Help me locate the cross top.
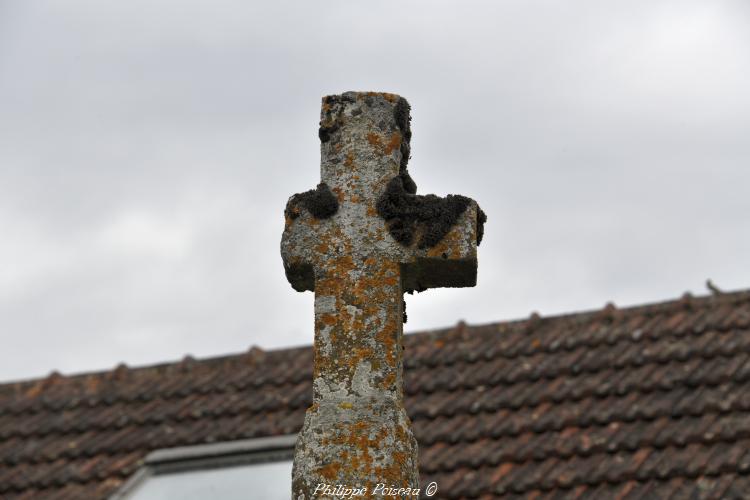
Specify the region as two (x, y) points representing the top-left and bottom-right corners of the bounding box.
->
(282, 91), (485, 498)
(283, 91), (483, 292)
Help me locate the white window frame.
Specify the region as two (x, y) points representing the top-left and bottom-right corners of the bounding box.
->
(110, 435), (297, 499)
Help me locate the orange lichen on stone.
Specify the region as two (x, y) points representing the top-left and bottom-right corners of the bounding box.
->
(381, 372), (396, 390)
(331, 186), (345, 203)
(351, 346), (374, 364)
(366, 91), (398, 103)
(366, 132), (382, 151)
(425, 229), (462, 259)
(344, 152), (355, 168)
(375, 317), (399, 368)
(385, 132), (402, 155)
(330, 421), (377, 475)
(317, 462), (342, 481)
(366, 131), (401, 156)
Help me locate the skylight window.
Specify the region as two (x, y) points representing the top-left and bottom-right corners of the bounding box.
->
(113, 436), (295, 500)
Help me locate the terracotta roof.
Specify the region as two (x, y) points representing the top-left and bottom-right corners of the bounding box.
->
(1, 289), (750, 499)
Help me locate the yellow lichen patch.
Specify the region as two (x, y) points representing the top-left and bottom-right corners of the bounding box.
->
(375, 319), (398, 368)
(366, 91), (398, 103)
(339, 401), (353, 409)
(327, 421), (376, 475)
(381, 372), (396, 390)
(367, 131), (401, 156)
(384, 132), (402, 155)
(425, 229), (463, 259)
(366, 132), (382, 151)
(320, 314), (336, 326)
(381, 274), (398, 287)
(331, 186), (345, 203)
(353, 345), (373, 360)
(317, 462), (342, 481)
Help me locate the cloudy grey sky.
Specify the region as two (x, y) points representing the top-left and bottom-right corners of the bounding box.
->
(1, 0), (748, 382)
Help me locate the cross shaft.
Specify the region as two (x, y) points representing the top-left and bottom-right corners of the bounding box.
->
(282, 92), (484, 499)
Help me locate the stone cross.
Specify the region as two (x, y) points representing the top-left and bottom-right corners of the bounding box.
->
(281, 91), (485, 499)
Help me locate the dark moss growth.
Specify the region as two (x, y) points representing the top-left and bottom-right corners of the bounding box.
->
(318, 123), (339, 143)
(394, 98), (411, 141)
(477, 207), (487, 246)
(286, 182), (339, 220)
(402, 299), (407, 324)
(399, 171), (417, 195)
(284, 262), (315, 292)
(377, 176), (472, 249)
(394, 97), (412, 173)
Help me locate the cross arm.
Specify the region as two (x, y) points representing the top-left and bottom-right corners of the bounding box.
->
(280, 184), (338, 292)
(401, 200), (484, 292)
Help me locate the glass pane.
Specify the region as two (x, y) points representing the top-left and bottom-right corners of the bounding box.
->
(128, 460), (292, 500)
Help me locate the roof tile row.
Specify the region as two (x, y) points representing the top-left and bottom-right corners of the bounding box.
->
(0, 290), (749, 498)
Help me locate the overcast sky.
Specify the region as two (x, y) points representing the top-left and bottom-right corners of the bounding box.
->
(1, 0), (748, 383)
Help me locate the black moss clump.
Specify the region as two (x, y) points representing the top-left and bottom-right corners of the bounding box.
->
(318, 123), (338, 143)
(286, 182), (339, 220)
(380, 95), (486, 249)
(395, 98), (412, 142)
(402, 299), (407, 324)
(284, 262), (314, 292)
(377, 176), (472, 249)
(399, 171), (417, 195)
(476, 207), (487, 246)
(394, 97), (413, 174)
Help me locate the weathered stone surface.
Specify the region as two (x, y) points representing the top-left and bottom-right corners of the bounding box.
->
(281, 91), (483, 499)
